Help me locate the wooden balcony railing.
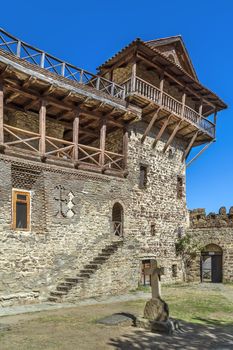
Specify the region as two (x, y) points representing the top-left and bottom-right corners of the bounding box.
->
(123, 76), (215, 138)
(3, 124), (125, 173)
(112, 221), (123, 237)
(0, 28), (125, 100)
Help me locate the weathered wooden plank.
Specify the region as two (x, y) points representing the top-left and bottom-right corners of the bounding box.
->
(73, 115), (79, 163)
(123, 127), (128, 170)
(99, 117), (106, 168)
(163, 120), (182, 152)
(152, 114), (172, 148)
(39, 99), (47, 158)
(141, 107), (161, 143)
(182, 131), (199, 162)
(0, 83), (4, 144)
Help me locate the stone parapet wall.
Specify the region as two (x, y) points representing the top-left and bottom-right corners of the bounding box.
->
(190, 207), (233, 228)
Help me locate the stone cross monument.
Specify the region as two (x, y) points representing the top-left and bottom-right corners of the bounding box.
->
(143, 259), (163, 299)
(142, 259), (168, 322)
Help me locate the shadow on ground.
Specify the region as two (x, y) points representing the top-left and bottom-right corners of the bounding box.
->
(108, 319), (233, 350)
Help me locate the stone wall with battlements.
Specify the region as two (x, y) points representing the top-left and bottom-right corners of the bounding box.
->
(187, 207), (233, 282)
(0, 113), (188, 306)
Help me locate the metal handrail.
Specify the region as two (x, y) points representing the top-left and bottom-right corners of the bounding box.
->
(0, 28), (125, 100)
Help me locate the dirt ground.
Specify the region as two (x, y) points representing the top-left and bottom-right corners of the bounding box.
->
(1, 283), (233, 350)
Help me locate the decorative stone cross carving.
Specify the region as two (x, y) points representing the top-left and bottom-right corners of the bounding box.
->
(144, 259), (164, 299)
(54, 185), (67, 218)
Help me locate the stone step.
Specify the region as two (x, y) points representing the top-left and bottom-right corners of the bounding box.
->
(65, 277), (83, 283)
(50, 290), (67, 297)
(57, 285), (71, 292)
(93, 257), (107, 263)
(98, 253), (111, 258)
(84, 264), (99, 270)
(102, 248), (116, 253)
(48, 296), (60, 303)
(80, 269), (95, 274)
(78, 273), (91, 278)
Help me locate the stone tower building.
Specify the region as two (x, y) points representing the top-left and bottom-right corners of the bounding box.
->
(0, 30), (226, 306)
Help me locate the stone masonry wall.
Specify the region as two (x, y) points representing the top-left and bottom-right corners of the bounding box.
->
(0, 113), (188, 306)
(187, 208), (233, 282)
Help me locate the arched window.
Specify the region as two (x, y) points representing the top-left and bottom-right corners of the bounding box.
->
(112, 202), (123, 237)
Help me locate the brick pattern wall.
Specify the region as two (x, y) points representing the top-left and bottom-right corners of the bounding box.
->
(0, 114), (188, 306)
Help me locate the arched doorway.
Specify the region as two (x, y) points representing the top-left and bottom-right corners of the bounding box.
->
(201, 244), (223, 283)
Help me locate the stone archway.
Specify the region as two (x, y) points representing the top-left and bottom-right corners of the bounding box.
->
(201, 244), (223, 283)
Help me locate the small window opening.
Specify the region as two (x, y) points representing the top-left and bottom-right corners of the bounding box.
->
(139, 164), (148, 189)
(151, 224), (156, 236)
(177, 176), (184, 199)
(112, 202), (123, 237)
(12, 190), (30, 230)
(172, 264), (178, 278)
(141, 259), (151, 286)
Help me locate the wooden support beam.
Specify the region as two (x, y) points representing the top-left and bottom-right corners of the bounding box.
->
(24, 99), (38, 111)
(131, 61), (136, 92)
(0, 82), (4, 145)
(141, 107), (161, 143)
(152, 114), (172, 148)
(163, 120), (182, 152)
(99, 117), (107, 169)
(73, 114), (79, 165)
(39, 100), (47, 160)
(159, 73), (164, 104)
(123, 127), (129, 172)
(5, 92), (20, 105)
(182, 131), (199, 162)
(3, 80), (126, 128)
(181, 91), (186, 117)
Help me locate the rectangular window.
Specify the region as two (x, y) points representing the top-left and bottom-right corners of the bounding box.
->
(151, 223), (156, 236)
(141, 260), (151, 286)
(177, 176), (184, 199)
(139, 165), (148, 189)
(12, 190), (31, 231)
(172, 264), (178, 278)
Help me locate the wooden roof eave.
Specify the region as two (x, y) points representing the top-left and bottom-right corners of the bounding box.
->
(98, 40), (227, 112)
(0, 51), (140, 122)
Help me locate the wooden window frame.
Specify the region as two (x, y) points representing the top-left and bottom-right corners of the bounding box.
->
(12, 189), (31, 231)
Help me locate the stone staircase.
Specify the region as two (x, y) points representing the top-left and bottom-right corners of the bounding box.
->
(48, 240), (123, 302)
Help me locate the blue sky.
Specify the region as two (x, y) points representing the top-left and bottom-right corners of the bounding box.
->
(1, 0), (232, 213)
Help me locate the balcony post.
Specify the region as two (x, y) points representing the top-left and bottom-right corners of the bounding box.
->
(99, 116), (107, 169)
(199, 100), (203, 119)
(181, 90), (186, 117)
(131, 62), (136, 92)
(0, 82), (4, 145)
(39, 99), (47, 160)
(159, 72), (164, 105)
(73, 114), (80, 166)
(123, 127), (128, 172)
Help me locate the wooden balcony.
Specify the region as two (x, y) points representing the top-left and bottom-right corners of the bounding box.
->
(2, 124), (126, 176)
(123, 76), (215, 139)
(0, 28), (125, 100)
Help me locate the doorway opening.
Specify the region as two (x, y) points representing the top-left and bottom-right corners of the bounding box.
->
(201, 244), (223, 283)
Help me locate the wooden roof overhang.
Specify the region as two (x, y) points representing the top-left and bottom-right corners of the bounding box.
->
(0, 49), (141, 144)
(98, 39), (227, 115)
